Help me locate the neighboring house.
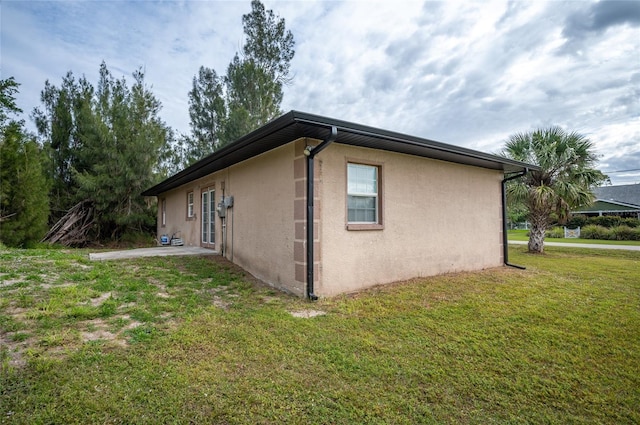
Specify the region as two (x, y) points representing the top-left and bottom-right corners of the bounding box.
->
(142, 111), (536, 298)
(573, 184), (640, 219)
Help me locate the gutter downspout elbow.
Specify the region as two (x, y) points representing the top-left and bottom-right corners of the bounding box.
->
(502, 169), (528, 270)
(305, 126), (338, 300)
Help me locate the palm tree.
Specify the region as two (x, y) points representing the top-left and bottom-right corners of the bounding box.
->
(502, 127), (607, 253)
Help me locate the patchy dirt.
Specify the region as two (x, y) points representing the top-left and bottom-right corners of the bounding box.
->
(38, 282), (75, 290)
(81, 329), (122, 345)
(289, 310), (327, 318)
(0, 278), (24, 288)
(79, 316), (142, 347)
(89, 292), (112, 306)
(212, 296), (231, 310)
(0, 333), (30, 369)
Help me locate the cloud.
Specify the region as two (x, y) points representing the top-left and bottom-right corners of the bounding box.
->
(2, 0), (638, 185)
(564, 0), (640, 36)
(560, 0), (640, 54)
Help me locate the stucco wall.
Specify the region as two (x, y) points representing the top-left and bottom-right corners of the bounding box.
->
(225, 143), (300, 295)
(157, 186), (198, 246)
(156, 143), (300, 296)
(157, 139), (505, 298)
(316, 143), (504, 297)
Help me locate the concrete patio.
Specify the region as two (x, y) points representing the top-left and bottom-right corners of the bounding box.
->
(89, 246), (218, 261)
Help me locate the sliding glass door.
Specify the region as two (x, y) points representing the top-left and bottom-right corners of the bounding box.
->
(201, 189), (215, 247)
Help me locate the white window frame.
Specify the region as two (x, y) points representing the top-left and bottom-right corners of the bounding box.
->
(346, 162), (383, 230)
(201, 189), (215, 245)
(161, 198), (166, 227)
(187, 192), (194, 219)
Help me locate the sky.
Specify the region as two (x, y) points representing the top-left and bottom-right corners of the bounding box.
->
(2, 0), (639, 185)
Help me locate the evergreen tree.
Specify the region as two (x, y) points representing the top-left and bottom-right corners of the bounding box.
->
(185, 0), (295, 159)
(33, 63), (171, 241)
(223, 54), (282, 142)
(0, 77), (21, 123)
(74, 63), (170, 238)
(241, 0), (295, 85)
(32, 73), (94, 217)
(0, 78), (50, 247)
(187, 66), (226, 159)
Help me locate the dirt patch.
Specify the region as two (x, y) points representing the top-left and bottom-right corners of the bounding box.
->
(0, 333), (30, 369)
(0, 278), (23, 288)
(82, 329), (119, 342)
(90, 292), (112, 306)
(290, 310), (326, 318)
(38, 282), (75, 290)
(212, 296), (231, 310)
(79, 316), (141, 346)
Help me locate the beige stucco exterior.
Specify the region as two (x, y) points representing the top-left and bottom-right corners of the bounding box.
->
(157, 142), (302, 296)
(156, 137), (505, 298)
(315, 143), (504, 296)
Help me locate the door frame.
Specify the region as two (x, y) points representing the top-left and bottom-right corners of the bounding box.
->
(201, 188), (215, 248)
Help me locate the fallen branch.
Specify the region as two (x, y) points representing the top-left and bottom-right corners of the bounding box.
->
(42, 201), (95, 246)
(0, 213), (17, 222)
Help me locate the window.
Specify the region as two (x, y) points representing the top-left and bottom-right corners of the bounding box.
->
(347, 162), (382, 229)
(161, 198), (166, 227)
(187, 192), (194, 219)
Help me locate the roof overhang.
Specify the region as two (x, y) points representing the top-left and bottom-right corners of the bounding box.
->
(143, 110), (539, 196)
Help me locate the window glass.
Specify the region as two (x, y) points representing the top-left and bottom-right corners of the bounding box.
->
(187, 192), (194, 218)
(347, 163), (377, 194)
(347, 163), (378, 223)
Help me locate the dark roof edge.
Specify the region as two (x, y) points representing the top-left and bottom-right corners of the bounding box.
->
(143, 110), (539, 196)
(142, 112), (298, 196)
(288, 111), (536, 173)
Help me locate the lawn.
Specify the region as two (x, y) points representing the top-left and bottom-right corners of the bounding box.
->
(507, 229), (640, 246)
(1, 246), (639, 424)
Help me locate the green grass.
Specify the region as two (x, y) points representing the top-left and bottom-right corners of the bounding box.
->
(508, 229), (640, 246)
(1, 246), (639, 424)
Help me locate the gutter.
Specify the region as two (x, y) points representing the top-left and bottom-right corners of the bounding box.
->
(303, 126), (338, 300)
(502, 170), (528, 269)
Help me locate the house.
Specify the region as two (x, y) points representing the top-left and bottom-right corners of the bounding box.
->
(142, 111), (536, 298)
(573, 184), (640, 219)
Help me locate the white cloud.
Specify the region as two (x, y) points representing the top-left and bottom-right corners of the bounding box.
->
(2, 0), (639, 185)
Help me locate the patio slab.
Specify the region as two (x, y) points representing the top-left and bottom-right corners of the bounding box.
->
(89, 246), (218, 261)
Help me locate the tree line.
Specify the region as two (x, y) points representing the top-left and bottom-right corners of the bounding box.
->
(1, 0), (294, 247)
(1, 0), (606, 253)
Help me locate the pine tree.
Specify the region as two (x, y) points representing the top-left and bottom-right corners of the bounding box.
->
(185, 0), (295, 159)
(0, 78), (50, 247)
(33, 63), (171, 242)
(74, 63), (169, 239)
(187, 66), (226, 159)
(32, 73), (94, 217)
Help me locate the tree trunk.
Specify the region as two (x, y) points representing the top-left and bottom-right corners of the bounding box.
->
(528, 213), (548, 254)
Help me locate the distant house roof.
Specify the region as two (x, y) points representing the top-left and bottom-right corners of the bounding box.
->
(573, 184), (640, 214)
(143, 110), (538, 197)
(593, 184), (640, 207)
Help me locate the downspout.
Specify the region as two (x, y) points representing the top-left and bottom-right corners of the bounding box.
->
(502, 169), (528, 269)
(303, 126), (338, 300)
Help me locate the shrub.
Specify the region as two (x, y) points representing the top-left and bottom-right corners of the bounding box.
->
(610, 226), (637, 241)
(588, 216), (622, 228)
(581, 224), (640, 241)
(567, 215), (588, 228)
(581, 225), (610, 240)
(545, 227), (564, 238)
(621, 217), (640, 228)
